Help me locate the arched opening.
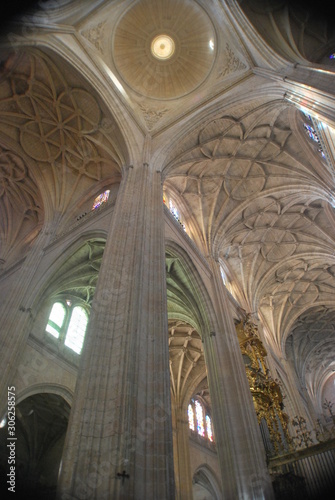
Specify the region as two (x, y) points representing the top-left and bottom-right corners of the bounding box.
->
(192, 466), (221, 500)
(166, 243), (221, 498)
(0, 393), (70, 499)
(32, 237), (106, 364)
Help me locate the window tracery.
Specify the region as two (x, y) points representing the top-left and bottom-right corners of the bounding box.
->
(46, 300), (89, 354)
(188, 398), (214, 442)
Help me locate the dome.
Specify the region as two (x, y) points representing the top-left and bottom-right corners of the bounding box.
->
(113, 0), (216, 99)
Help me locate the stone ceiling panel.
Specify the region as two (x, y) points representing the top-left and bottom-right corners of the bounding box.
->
(0, 49), (125, 221)
(164, 102), (335, 360)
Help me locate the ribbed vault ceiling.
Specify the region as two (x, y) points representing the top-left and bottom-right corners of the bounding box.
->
(45, 239), (105, 305)
(0, 0), (334, 410)
(238, 0), (335, 64)
(164, 101), (335, 397)
(168, 320), (206, 408)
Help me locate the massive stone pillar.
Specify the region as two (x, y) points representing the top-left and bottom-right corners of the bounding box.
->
(0, 221), (58, 409)
(57, 163), (175, 499)
(203, 257), (274, 500)
(172, 403), (193, 500)
(280, 356), (316, 430)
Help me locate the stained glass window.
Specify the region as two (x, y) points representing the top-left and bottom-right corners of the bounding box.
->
(92, 190), (110, 210)
(330, 53), (335, 59)
(195, 400), (205, 436)
(206, 415), (213, 442)
(303, 123), (326, 159)
(46, 302), (66, 338)
(169, 199), (186, 231)
(169, 199), (179, 219)
(188, 399), (214, 442)
(65, 306), (88, 354)
(302, 111), (312, 121)
(188, 404), (195, 431)
(304, 123), (319, 142)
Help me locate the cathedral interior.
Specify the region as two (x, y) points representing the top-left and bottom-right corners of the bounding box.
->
(0, 1), (335, 499)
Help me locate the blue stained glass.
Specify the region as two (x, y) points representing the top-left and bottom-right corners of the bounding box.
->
(302, 111), (312, 121)
(92, 190), (110, 210)
(304, 123), (319, 142)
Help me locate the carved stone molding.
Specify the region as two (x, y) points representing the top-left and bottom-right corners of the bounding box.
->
(81, 22), (105, 54)
(218, 43), (247, 78)
(139, 105), (169, 130)
(0, 148), (42, 264)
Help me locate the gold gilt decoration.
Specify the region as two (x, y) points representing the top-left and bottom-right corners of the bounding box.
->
(236, 316), (290, 457)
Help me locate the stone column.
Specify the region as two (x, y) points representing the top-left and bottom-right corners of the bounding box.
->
(0, 221), (58, 409)
(172, 402), (193, 500)
(57, 163), (175, 499)
(280, 357), (316, 429)
(203, 257), (274, 500)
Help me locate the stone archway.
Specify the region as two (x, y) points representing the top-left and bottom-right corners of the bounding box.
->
(192, 466), (221, 500)
(0, 392), (70, 499)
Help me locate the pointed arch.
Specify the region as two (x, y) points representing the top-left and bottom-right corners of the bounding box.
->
(165, 239), (217, 338)
(193, 464), (222, 500)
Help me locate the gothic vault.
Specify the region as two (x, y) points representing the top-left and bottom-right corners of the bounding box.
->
(1, 1), (335, 499)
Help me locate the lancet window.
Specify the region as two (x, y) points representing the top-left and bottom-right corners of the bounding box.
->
(46, 301), (89, 354)
(188, 399), (214, 442)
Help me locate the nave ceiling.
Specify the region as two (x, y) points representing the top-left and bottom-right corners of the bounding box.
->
(0, 0), (335, 406)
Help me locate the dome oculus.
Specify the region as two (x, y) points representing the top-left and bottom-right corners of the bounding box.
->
(151, 35), (175, 60)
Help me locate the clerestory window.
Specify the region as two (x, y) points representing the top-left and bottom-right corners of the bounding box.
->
(302, 114), (326, 159)
(46, 301), (89, 354)
(163, 193), (186, 231)
(188, 398), (214, 442)
(92, 190), (110, 210)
